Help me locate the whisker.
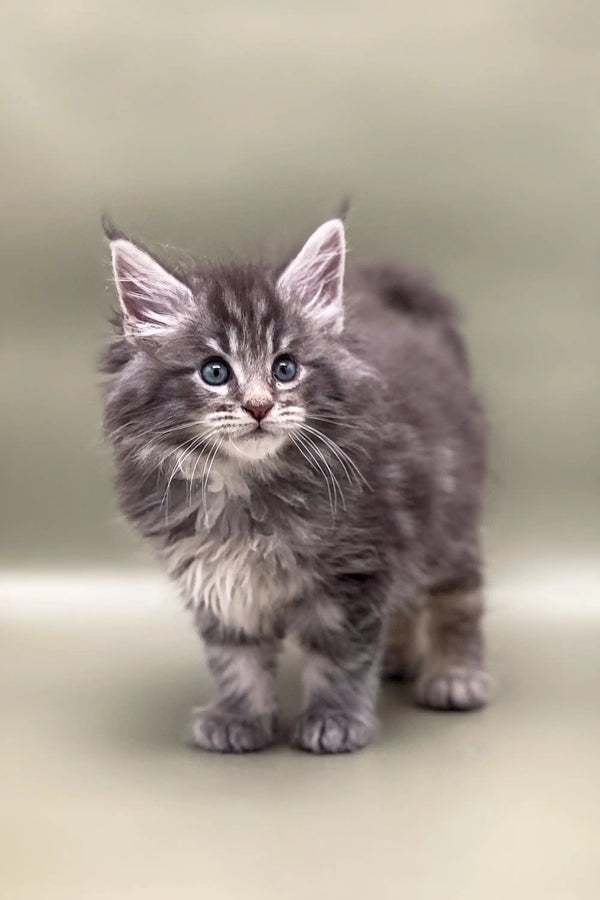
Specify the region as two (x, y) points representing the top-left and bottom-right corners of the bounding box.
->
(110, 419), (207, 443)
(300, 431), (347, 515)
(293, 432), (337, 518)
(299, 423), (371, 490)
(188, 430), (223, 506)
(308, 415), (367, 430)
(160, 429), (219, 520)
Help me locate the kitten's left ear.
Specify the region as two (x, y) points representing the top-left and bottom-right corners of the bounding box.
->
(277, 219), (346, 335)
(109, 239), (196, 342)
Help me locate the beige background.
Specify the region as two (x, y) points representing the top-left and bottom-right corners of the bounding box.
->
(1, 2), (599, 898)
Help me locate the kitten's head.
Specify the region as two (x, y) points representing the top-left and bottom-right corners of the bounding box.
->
(104, 219), (350, 474)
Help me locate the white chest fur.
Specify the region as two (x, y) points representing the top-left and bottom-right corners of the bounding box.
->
(161, 479), (303, 633)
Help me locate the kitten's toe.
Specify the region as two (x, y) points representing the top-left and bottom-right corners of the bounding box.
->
(292, 709), (375, 754)
(415, 666), (490, 711)
(191, 709), (276, 753)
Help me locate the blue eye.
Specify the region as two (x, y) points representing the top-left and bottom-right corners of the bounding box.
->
(200, 358), (230, 386)
(272, 356), (297, 383)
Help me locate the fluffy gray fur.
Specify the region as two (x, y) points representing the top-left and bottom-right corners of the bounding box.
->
(101, 217), (488, 754)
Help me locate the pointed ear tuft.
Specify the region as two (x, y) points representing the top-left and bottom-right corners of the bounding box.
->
(109, 240), (195, 342)
(277, 219), (346, 335)
(101, 214), (126, 242)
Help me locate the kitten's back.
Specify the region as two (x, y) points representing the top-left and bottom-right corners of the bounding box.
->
(345, 261), (471, 376)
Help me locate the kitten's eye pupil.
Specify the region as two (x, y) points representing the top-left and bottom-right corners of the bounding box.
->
(200, 358), (230, 386)
(273, 356), (297, 383)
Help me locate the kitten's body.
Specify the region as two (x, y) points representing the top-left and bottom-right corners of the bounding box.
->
(103, 220), (488, 753)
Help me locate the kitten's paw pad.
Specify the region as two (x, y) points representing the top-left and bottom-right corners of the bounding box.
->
(191, 710), (276, 753)
(415, 667), (490, 711)
(292, 710), (374, 754)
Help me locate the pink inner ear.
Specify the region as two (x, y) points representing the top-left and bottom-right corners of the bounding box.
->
(277, 220), (346, 332)
(114, 271), (170, 325)
(313, 231), (344, 291)
(110, 239), (193, 329)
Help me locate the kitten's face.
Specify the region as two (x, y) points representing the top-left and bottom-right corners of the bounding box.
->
(107, 220), (347, 472)
(187, 340), (304, 464)
(156, 289), (323, 465)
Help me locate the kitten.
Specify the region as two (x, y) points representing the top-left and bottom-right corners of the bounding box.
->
(101, 217), (489, 754)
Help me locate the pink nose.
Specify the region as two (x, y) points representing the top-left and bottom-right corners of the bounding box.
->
(242, 403), (273, 422)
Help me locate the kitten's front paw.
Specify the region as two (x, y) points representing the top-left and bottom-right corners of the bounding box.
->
(292, 709), (375, 754)
(192, 709), (276, 753)
(415, 666), (490, 711)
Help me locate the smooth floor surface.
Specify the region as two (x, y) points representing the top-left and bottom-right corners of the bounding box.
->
(1, 566), (599, 899)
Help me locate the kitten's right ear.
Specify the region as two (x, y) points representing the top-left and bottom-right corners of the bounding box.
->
(109, 239), (195, 342)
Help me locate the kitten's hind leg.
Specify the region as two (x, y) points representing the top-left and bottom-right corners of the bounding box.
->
(415, 579), (490, 711)
(382, 597), (427, 681)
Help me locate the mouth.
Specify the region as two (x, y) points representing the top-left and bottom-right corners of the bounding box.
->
(240, 422), (273, 439)
(223, 423), (288, 462)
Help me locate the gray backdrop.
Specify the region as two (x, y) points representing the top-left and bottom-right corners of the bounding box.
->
(2, 0), (598, 574)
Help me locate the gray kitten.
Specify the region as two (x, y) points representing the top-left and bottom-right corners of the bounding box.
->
(101, 217), (488, 754)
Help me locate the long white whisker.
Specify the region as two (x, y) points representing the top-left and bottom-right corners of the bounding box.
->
(298, 431), (347, 515)
(187, 430), (222, 506)
(184, 430), (221, 507)
(300, 423), (371, 489)
(293, 432), (337, 519)
(160, 429), (219, 519)
(110, 419), (207, 443)
(201, 437), (223, 509)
